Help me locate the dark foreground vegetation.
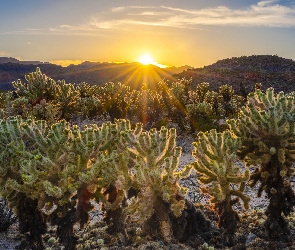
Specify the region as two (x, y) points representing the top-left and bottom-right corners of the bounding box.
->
(0, 65), (295, 249)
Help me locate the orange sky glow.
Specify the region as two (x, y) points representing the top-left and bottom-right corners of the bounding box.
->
(1, 1), (295, 67)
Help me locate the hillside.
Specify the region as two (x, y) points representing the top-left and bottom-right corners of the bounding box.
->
(174, 55), (295, 95)
(0, 58), (191, 91)
(3, 55), (295, 94)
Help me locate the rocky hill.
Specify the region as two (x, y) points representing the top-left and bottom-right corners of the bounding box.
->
(0, 58), (191, 91)
(174, 55), (295, 95)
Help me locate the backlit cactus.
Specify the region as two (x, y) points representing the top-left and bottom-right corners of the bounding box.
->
(228, 87), (295, 239)
(0, 116), (48, 249)
(12, 67), (57, 104)
(192, 129), (250, 234)
(121, 124), (191, 242)
(54, 80), (80, 119)
(0, 116), (132, 249)
(98, 82), (130, 122)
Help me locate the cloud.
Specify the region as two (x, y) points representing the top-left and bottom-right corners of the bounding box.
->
(158, 1), (295, 27)
(72, 1), (295, 33)
(99, 1), (295, 28)
(2, 1), (295, 37)
(111, 6), (157, 12)
(257, 0), (277, 7)
(0, 51), (11, 57)
(26, 41), (36, 45)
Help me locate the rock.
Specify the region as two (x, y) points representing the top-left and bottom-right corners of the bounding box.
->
(245, 232), (257, 245)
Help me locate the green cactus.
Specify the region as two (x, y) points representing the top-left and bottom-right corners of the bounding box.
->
(77, 96), (103, 119)
(194, 82), (210, 103)
(121, 124), (191, 242)
(186, 102), (216, 132)
(0, 116), (133, 249)
(31, 99), (61, 123)
(167, 80), (190, 131)
(192, 129), (250, 234)
(98, 82), (130, 122)
(75, 82), (99, 98)
(204, 91), (225, 117)
(54, 80), (80, 119)
(10, 97), (31, 118)
(0, 116), (48, 249)
(227, 87), (295, 239)
(219, 84), (243, 117)
(129, 88), (165, 128)
(12, 67), (57, 104)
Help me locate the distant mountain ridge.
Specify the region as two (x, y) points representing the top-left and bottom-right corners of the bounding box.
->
(0, 57), (50, 65)
(0, 57), (192, 91)
(174, 55), (295, 95)
(2, 55), (295, 94)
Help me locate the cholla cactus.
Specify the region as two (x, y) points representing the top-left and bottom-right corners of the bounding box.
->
(75, 82), (99, 98)
(170, 80), (189, 107)
(10, 97), (31, 118)
(77, 96), (103, 119)
(0, 117), (132, 249)
(192, 129), (250, 234)
(54, 80), (80, 119)
(121, 124), (191, 242)
(227, 87), (295, 239)
(204, 91), (225, 117)
(12, 67), (57, 103)
(194, 82), (210, 103)
(186, 102), (216, 132)
(167, 81), (190, 131)
(5, 119), (73, 212)
(98, 82), (130, 122)
(0, 116), (48, 249)
(130, 88), (165, 128)
(31, 99), (61, 123)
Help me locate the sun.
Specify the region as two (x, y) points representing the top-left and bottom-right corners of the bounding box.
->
(138, 54), (169, 68)
(139, 54), (155, 65)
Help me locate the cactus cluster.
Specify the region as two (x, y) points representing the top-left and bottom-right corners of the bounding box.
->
(2, 67), (295, 248)
(0, 117), (131, 249)
(228, 87), (295, 238)
(0, 115), (196, 248)
(3, 68), (246, 133)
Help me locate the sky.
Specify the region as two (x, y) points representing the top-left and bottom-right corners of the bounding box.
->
(1, 0), (295, 67)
